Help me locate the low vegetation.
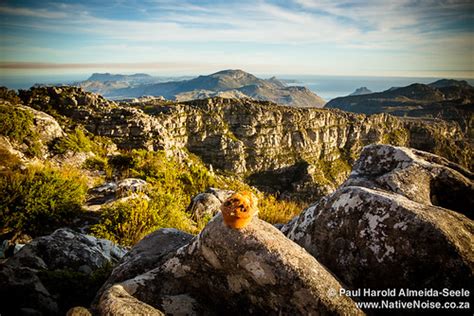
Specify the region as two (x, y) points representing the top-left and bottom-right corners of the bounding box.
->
(53, 127), (93, 154)
(0, 164), (88, 239)
(257, 194), (307, 224)
(91, 193), (192, 246)
(0, 104), (42, 157)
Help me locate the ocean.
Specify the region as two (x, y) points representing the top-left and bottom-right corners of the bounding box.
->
(1, 73), (473, 101)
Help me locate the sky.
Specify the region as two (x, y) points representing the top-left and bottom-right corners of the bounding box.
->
(0, 0), (473, 77)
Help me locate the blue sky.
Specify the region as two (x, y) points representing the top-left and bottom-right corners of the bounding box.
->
(0, 0), (473, 77)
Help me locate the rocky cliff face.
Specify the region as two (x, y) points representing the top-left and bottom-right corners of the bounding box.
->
(148, 98), (471, 200)
(17, 87), (472, 200)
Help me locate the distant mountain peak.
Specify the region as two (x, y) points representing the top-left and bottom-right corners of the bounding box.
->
(211, 69), (247, 75)
(429, 79), (471, 89)
(87, 73), (152, 82)
(209, 69), (257, 80)
(349, 87), (373, 96)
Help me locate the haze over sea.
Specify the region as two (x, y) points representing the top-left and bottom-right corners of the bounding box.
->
(2, 73), (474, 102)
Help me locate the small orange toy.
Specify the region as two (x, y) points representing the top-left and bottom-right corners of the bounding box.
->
(221, 191), (258, 229)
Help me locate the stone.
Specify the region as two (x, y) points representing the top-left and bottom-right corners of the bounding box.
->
(97, 215), (363, 315)
(283, 145), (474, 293)
(116, 178), (148, 197)
(98, 285), (164, 316)
(96, 228), (193, 298)
(24, 105), (65, 142)
(186, 188), (233, 221)
(66, 306), (92, 316)
(0, 228), (126, 316)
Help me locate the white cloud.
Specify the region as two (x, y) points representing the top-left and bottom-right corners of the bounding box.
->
(0, 5), (67, 19)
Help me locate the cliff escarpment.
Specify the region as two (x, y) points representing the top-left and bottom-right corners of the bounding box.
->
(18, 87), (472, 200)
(148, 98), (472, 199)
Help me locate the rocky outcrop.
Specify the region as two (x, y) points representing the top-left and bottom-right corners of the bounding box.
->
(19, 86), (115, 113)
(157, 98), (472, 198)
(283, 145), (474, 293)
(0, 228), (126, 316)
(97, 215), (363, 315)
(18, 86), (169, 151)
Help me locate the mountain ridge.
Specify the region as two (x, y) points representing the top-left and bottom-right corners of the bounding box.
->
(325, 79), (474, 130)
(78, 69), (326, 108)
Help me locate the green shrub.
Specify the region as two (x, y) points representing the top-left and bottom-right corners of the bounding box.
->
(0, 165), (88, 237)
(90, 135), (116, 157)
(90, 193), (194, 246)
(90, 196), (159, 246)
(257, 194), (306, 224)
(83, 156), (108, 171)
(0, 87), (21, 104)
(53, 127), (93, 154)
(0, 104), (42, 157)
(0, 147), (22, 170)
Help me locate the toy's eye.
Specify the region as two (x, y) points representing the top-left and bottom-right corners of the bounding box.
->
(224, 201), (231, 206)
(240, 206), (247, 212)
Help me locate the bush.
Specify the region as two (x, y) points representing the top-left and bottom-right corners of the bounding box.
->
(0, 147), (22, 170)
(53, 127), (93, 154)
(257, 194), (306, 224)
(83, 156), (108, 171)
(0, 104), (42, 157)
(90, 192), (194, 246)
(90, 196), (159, 246)
(0, 87), (21, 104)
(0, 165), (88, 238)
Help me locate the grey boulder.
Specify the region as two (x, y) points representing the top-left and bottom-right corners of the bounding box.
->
(283, 145), (474, 291)
(98, 215), (363, 315)
(0, 228), (126, 316)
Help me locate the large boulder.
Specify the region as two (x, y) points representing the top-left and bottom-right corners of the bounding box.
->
(343, 144), (473, 217)
(283, 145), (474, 293)
(97, 215), (363, 315)
(0, 228), (126, 316)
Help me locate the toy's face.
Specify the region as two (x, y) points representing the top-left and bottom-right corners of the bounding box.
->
(221, 191), (258, 229)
